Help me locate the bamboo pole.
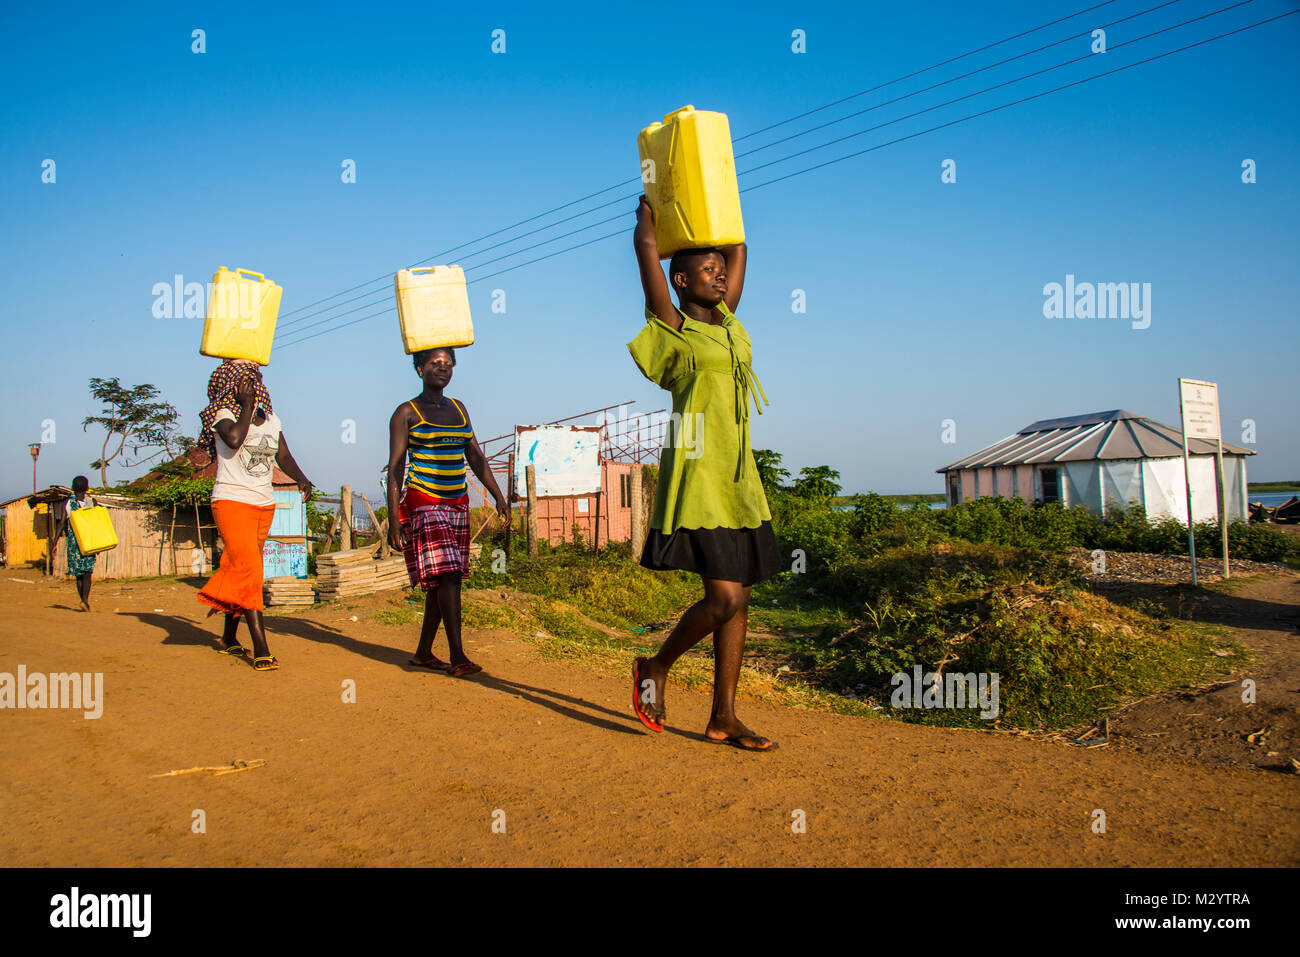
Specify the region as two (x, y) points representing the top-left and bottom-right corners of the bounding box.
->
(630, 466), (644, 558)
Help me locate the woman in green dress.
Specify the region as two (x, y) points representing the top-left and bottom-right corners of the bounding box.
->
(627, 195), (781, 751)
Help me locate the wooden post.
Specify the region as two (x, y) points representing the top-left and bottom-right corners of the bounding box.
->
(168, 505), (177, 576)
(360, 495), (388, 558)
(506, 452), (515, 557)
(1217, 437), (1230, 579)
(630, 466), (644, 558)
(47, 505), (56, 577)
(340, 485), (353, 551)
(525, 465), (538, 558)
(593, 490), (601, 555)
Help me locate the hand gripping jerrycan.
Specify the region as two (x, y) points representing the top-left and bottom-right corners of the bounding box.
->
(637, 105), (745, 259)
(395, 265), (475, 354)
(69, 505), (118, 556)
(200, 267), (282, 366)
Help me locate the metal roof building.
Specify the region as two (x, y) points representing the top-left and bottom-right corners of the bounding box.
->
(937, 410), (1254, 522)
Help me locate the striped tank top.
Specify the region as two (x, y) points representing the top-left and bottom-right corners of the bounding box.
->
(405, 398), (472, 500)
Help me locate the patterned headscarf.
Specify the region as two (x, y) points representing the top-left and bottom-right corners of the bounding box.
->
(199, 360), (273, 459)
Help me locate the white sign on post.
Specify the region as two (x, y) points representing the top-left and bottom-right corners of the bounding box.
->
(1177, 377), (1228, 585)
(1179, 378), (1221, 440)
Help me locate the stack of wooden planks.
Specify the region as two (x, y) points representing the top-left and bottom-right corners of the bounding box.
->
(263, 576), (316, 607)
(315, 549), (409, 600)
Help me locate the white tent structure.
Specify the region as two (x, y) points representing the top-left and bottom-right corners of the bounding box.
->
(937, 410), (1254, 523)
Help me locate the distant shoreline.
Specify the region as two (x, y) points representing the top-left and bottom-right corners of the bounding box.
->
(833, 492), (946, 506)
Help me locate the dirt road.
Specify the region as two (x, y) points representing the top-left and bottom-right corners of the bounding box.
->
(1, 572), (1296, 866)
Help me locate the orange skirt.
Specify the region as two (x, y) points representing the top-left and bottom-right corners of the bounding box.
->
(197, 500), (275, 616)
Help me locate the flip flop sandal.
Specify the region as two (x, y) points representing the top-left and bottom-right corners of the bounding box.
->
(446, 661), (483, 678)
(409, 656), (450, 672)
(706, 733), (778, 752)
(253, 656), (279, 671)
(631, 658), (665, 732)
(217, 644), (249, 657)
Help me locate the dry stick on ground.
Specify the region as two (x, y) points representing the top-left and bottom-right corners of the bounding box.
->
(151, 760), (266, 778)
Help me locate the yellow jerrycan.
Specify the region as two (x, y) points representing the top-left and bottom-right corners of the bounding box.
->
(69, 505), (118, 556)
(200, 267), (282, 366)
(637, 105), (745, 259)
(395, 266), (475, 354)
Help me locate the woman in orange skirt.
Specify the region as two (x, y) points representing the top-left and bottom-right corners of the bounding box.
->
(197, 360), (313, 671)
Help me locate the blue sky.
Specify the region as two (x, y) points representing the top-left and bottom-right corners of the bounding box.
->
(1, 0), (1297, 504)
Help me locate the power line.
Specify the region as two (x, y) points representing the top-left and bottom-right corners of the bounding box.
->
(277, 2), (1262, 347)
(274, 0), (1128, 325)
(733, 0), (1186, 162)
(740, 7), (1297, 193)
(733, 0), (1121, 142)
(737, 0), (1259, 180)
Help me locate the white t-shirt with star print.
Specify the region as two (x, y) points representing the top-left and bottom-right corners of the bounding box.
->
(212, 407), (281, 507)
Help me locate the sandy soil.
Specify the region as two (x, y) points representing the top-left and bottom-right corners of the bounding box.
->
(1, 570), (1297, 866)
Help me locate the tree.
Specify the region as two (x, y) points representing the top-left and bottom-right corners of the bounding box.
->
(752, 448), (791, 491)
(82, 378), (194, 487)
(792, 465), (842, 500)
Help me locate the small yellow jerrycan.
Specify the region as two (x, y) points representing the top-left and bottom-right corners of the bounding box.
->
(69, 505), (118, 556)
(200, 267), (282, 366)
(637, 106), (745, 259)
(395, 266), (475, 354)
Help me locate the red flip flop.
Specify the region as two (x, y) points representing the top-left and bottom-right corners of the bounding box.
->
(409, 656), (450, 672)
(632, 657), (664, 732)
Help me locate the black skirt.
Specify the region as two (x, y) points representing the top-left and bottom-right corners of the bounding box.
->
(639, 521), (782, 586)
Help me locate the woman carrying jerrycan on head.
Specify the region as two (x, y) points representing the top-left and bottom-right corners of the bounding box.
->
(627, 195), (781, 751)
(196, 359), (313, 671)
(387, 347), (510, 678)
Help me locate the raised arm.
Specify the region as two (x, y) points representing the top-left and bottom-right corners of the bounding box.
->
(720, 242), (746, 312)
(634, 196), (680, 331)
(386, 404), (412, 550)
(214, 376), (258, 450)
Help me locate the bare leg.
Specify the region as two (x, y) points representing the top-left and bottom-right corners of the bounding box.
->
(436, 575), (467, 665)
(220, 612), (242, 649)
(414, 584), (445, 660)
(643, 578), (772, 746)
(703, 598), (775, 749)
(244, 609), (270, 660)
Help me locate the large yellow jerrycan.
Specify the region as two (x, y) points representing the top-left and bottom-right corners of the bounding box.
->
(200, 267), (282, 366)
(637, 105), (745, 259)
(69, 505), (118, 556)
(395, 266), (475, 354)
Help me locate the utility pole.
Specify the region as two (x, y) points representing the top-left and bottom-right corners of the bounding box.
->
(28, 443), (40, 493)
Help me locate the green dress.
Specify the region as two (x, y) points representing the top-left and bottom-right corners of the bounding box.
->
(65, 496), (98, 576)
(627, 301), (781, 584)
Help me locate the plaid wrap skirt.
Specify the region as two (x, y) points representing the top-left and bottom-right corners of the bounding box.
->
(402, 502), (470, 588)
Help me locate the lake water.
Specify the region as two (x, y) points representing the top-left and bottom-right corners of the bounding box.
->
(1251, 491), (1299, 507)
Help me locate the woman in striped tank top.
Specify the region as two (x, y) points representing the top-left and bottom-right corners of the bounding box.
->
(387, 347), (510, 677)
